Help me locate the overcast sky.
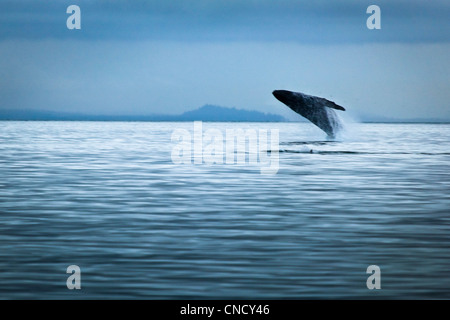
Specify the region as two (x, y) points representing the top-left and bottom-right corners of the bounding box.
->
(1, 0), (449, 120)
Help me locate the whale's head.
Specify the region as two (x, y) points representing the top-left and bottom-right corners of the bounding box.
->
(272, 90), (304, 110)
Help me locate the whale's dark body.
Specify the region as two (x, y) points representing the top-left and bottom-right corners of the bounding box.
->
(273, 90), (346, 138)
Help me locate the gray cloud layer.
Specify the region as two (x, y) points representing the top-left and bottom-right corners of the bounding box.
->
(1, 0), (449, 43)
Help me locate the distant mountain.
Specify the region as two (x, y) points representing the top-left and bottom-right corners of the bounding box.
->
(178, 105), (285, 121)
(0, 105), (286, 122)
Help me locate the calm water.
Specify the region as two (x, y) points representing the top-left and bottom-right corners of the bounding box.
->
(0, 121), (449, 299)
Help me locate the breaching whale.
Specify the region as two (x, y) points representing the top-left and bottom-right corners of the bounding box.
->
(272, 90), (346, 138)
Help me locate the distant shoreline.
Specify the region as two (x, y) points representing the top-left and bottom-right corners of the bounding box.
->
(0, 105), (286, 122)
(1, 106), (449, 123)
(1, 120), (449, 124)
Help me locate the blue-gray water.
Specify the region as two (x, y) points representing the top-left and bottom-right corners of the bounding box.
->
(0, 121), (449, 299)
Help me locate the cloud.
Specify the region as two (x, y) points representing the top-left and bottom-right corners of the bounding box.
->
(0, 0), (449, 43)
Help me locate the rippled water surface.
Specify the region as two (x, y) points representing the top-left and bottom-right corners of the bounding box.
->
(1, 121), (449, 299)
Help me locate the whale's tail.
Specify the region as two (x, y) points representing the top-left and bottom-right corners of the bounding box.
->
(272, 90), (346, 138)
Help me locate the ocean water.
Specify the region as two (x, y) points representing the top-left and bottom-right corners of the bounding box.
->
(0, 121), (449, 299)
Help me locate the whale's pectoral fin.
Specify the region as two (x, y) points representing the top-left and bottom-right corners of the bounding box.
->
(318, 97), (346, 111)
